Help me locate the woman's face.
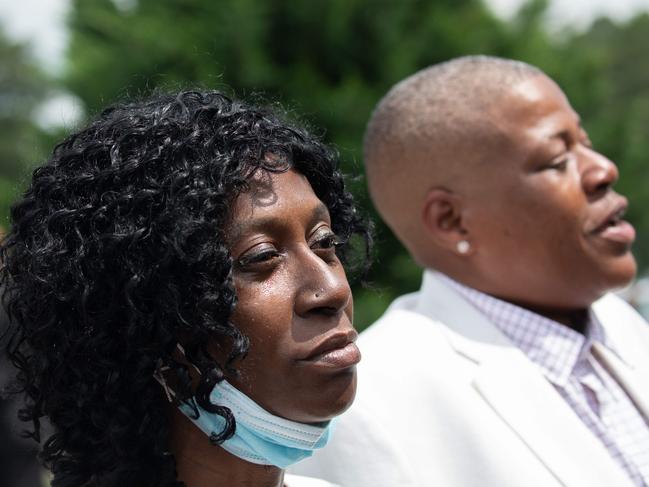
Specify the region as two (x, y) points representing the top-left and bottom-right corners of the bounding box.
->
(224, 168), (359, 423)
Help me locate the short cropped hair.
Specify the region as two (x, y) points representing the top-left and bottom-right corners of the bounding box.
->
(364, 55), (542, 256)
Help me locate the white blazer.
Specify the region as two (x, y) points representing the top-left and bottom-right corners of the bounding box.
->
(284, 474), (340, 487)
(291, 271), (649, 486)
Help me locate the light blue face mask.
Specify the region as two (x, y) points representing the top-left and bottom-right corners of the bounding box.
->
(178, 380), (335, 469)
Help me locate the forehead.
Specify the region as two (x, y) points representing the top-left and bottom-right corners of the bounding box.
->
(227, 169), (329, 239)
(495, 74), (580, 139)
(234, 169), (316, 213)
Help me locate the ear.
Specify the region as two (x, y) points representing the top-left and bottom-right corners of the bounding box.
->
(421, 188), (472, 255)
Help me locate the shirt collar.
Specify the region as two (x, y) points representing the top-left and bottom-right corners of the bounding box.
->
(436, 273), (619, 387)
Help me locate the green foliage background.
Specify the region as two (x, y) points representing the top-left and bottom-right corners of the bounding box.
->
(2, 0), (649, 330)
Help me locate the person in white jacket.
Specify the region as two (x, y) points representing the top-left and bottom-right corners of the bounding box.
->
(292, 55), (649, 487)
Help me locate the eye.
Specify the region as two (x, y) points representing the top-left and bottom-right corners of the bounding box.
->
(236, 245), (283, 271)
(549, 158), (569, 171)
(309, 227), (343, 255)
(544, 152), (573, 172)
(314, 234), (343, 250)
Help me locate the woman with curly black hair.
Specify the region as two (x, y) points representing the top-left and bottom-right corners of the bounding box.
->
(1, 90), (371, 487)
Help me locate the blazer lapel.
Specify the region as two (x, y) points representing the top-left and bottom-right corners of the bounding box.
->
(472, 348), (634, 487)
(592, 342), (649, 421)
(592, 295), (649, 421)
(414, 272), (635, 487)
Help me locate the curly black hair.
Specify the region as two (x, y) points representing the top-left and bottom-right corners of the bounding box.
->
(0, 90), (371, 487)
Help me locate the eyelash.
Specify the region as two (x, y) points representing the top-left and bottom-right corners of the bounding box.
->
(550, 158), (569, 171)
(544, 132), (591, 172)
(546, 150), (578, 171)
(236, 248), (282, 268)
(311, 232), (344, 251)
(235, 232), (343, 270)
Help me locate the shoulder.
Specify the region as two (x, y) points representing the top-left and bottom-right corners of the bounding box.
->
(594, 292), (643, 313)
(592, 292), (649, 362)
(357, 283), (478, 368)
(357, 304), (455, 382)
(359, 290), (444, 347)
(360, 306), (443, 346)
(284, 474), (341, 487)
(593, 292), (649, 334)
(351, 295), (479, 415)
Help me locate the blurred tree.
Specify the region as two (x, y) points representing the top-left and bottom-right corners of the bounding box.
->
(0, 28), (47, 231)
(65, 0), (562, 327)
(62, 0), (649, 326)
(0, 29), (52, 487)
(565, 13), (649, 271)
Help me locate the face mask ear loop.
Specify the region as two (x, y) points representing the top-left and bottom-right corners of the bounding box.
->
(153, 364), (176, 403)
(153, 343), (202, 403)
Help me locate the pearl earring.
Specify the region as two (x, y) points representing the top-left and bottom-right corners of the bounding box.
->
(456, 240), (470, 255)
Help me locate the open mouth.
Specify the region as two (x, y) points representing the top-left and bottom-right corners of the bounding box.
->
(593, 204), (635, 245)
(598, 207), (626, 230)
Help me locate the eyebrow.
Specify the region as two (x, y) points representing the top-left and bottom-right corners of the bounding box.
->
(548, 129), (571, 142)
(544, 111), (583, 139)
(227, 201), (331, 244)
(547, 120), (585, 143)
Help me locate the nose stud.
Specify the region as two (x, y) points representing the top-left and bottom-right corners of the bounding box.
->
(456, 240), (470, 255)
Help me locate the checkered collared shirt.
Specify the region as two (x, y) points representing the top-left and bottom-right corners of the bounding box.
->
(438, 274), (649, 487)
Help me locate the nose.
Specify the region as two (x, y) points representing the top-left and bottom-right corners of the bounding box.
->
(294, 249), (352, 318)
(580, 146), (619, 198)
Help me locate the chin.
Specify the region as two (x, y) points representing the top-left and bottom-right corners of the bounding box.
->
(595, 253), (637, 298)
(611, 252), (637, 284)
(290, 370), (357, 424)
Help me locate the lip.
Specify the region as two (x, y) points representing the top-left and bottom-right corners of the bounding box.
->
(590, 197), (635, 245)
(298, 330), (361, 369)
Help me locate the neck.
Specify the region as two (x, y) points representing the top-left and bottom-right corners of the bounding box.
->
(169, 407), (285, 487)
(439, 272), (592, 333)
(505, 300), (590, 333)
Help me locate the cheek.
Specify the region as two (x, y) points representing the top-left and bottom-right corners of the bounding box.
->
(472, 188), (586, 264)
(509, 181), (585, 236)
(536, 190), (590, 258)
(231, 274), (296, 356)
(345, 300), (354, 326)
